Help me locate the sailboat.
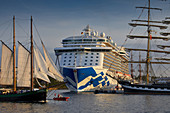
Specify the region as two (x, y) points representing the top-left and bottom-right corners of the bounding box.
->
(118, 0), (170, 94)
(0, 16), (64, 102)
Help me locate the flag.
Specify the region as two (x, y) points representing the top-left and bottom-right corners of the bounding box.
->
(150, 34), (152, 40)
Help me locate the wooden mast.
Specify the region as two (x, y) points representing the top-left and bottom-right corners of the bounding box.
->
(139, 52), (142, 83)
(130, 51), (133, 78)
(146, 0), (151, 84)
(30, 16), (34, 91)
(13, 16), (16, 92)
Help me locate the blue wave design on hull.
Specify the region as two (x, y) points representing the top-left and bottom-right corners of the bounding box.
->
(63, 67), (111, 91)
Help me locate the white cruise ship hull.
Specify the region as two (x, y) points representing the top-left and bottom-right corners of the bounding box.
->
(62, 67), (117, 92)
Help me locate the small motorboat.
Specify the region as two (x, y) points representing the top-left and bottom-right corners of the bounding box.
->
(53, 94), (70, 101)
(53, 97), (70, 101)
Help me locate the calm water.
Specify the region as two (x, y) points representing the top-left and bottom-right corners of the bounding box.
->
(0, 90), (170, 113)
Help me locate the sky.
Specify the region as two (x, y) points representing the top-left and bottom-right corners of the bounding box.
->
(0, 0), (170, 76)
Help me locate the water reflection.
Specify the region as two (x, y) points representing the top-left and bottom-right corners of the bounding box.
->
(1, 90), (170, 113)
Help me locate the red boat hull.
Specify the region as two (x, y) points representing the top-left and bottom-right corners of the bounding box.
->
(53, 97), (70, 101)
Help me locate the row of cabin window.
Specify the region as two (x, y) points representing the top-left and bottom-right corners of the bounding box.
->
(64, 56), (99, 59)
(64, 59), (99, 62)
(63, 63), (98, 66)
(64, 53), (99, 55)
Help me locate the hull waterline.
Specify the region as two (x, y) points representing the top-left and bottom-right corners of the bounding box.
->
(0, 89), (47, 102)
(118, 80), (170, 95)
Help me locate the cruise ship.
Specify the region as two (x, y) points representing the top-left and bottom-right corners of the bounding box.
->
(54, 25), (131, 92)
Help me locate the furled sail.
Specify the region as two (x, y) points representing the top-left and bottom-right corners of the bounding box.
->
(34, 46), (52, 83)
(17, 42), (31, 87)
(41, 41), (64, 81)
(0, 42), (13, 85)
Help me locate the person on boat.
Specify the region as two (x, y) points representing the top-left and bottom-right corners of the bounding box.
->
(14, 91), (17, 94)
(115, 85), (119, 90)
(58, 94), (63, 98)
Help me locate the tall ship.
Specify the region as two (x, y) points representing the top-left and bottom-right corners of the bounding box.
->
(54, 25), (131, 92)
(0, 16), (63, 102)
(118, 0), (170, 94)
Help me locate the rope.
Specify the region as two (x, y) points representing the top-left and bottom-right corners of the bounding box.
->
(16, 22), (29, 38)
(33, 22), (43, 42)
(121, 4), (146, 48)
(0, 19), (11, 27)
(0, 21), (12, 43)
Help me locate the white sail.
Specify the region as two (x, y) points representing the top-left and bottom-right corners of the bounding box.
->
(34, 46), (52, 82)
(0, 42), (13, 85)
(42, 42), (64, 81)
(17, 42), (31, 87)
(34, 57), (50, 83)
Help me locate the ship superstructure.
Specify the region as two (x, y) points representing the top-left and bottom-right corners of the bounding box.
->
(54, 25), (131, 92)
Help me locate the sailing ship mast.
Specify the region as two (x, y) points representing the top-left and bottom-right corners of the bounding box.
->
(146, 0), (151, 84)
(131, 51), (134, 78)
(30, 16), (34, 91)
(13, 16), (16, 92)
(139, 52), (142, 83)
